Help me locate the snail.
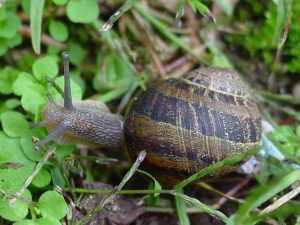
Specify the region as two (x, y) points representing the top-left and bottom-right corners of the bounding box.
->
(38, 53), (262, 179)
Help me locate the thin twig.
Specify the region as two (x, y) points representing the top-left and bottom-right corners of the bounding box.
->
(77, 150), (147, 225)
(260, 182), (300, 215)
(133, 11), (166, 77)
(164, 56), (189, 73)
(213, 177), (251, 209)
(10, 147), (56, 204)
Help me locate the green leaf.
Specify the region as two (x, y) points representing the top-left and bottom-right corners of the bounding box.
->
(0, 7), (7, 21)
(175, 188), (191, 225)
(138, 170), (162, 205)
(234, 170), (300, 224)
(48, 20), (68, 42)
(6, 33), (23, 48)
(0, 39), (8, 56)
(0, 165), (34, 193)
(30, 0), (45, 54)
(32, 168), (51, 188)
(0, 67), (19, 94)
(56, 145), (74, 159)
(21, 0), (31, 17)
(13, 72), (44, 96)
(67, 42), (86, 66)
(66, 0), (99, 23)
(20, 133), (43, 162)
(21, 91), (47, 115)
(0, 12), (21, 38)
(1, 111), (30, 137)
(0, 132), (32, 165)
(187, 0), (215, 22)
(174, 191), (229, 223)
(35, 217), (61, 225)
(51, 167), (66, 188)
(52, 0), (68, 5)
(33, 56), (59, 80)
(4, 99), (20, 110)
(0, 190), (31, 221)
(37, 191), (68, 220)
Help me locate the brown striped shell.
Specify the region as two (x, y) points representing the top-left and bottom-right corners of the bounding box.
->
(124, 67), (261, 176)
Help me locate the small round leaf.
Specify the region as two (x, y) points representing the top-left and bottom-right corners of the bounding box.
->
(0, 67), (19, 94)
(1, 111), (30, 137)
(33, 56), (58, 81)
(32, 168), (51, 188)
(0, 132), (32, 165)
(13, 72), (44, 96)
(38, 191), (68, 220)
(49, 20), (68, 42)
(20, 134), (43, 162)
(67, 42), (86, 66)
(0, 12), (21, 38)
(66, 0), (99, 23)
(0, 190), (31, 221)
(21, 90), (47, 115)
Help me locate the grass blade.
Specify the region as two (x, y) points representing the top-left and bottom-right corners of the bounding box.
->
(134, 3), (206, 63)
(30, 0), (45, 54)
(175, 188), (191, 225)
(234, 169), (300, 224)
(173, 191), (229, 223)
(176, 148), (259, 189)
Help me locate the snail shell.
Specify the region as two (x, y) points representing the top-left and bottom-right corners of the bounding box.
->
(124, 67), (262, 175)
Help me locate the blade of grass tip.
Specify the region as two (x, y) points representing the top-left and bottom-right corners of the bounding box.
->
(30, 0), (45, 54)
(175, 188), (191, 225)
(234, 169), (300, 224)
(134, 3), (207, 64)
(117, 150), (147, 190)
(100, 0), (138, 32)
(187, 0), (215, 23)
(176, 148), (259, 189)
(76, 150), (147, 225)
(173, 191), (229, 223)
(175, 0), (185, 28)
(273, 0), (287, 45)
(138, 169), (162, 205)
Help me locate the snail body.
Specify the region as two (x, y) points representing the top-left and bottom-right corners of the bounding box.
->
(39, 54), (261, 177)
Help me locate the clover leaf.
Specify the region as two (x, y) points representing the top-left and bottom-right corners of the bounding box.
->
(32, 56), (59, 81)
(49, 20), (68, 42)
(66, 0), (99, 23)
(0, 190), (31, 221)
(1, 111), (30, 137)
(37, 191), (68, 220)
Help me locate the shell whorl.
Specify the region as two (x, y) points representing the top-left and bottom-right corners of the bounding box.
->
(124, 67), (262, 174)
